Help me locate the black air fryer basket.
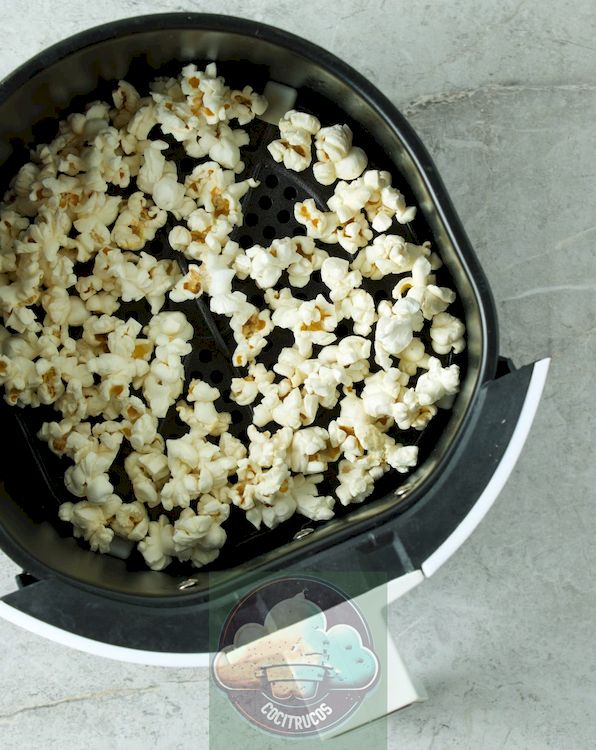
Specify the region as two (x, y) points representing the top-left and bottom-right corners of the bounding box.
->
(0, 14), (548, 661)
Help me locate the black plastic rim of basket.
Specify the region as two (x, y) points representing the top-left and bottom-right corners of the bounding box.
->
(0, 13), (499, 604)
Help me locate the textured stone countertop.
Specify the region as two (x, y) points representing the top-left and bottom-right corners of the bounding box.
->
(0, 1), (594, 748)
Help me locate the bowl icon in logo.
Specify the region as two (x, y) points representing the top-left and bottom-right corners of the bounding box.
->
(257, 652), (331, 700)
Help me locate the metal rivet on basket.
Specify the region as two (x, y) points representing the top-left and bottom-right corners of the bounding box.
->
(178, 578), (199, 590)
(293, 528), (315, 541)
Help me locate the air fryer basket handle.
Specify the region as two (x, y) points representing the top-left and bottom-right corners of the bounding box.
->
(392, 358), (550, 575)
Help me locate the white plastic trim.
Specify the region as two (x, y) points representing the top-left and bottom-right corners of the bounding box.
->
(0, 601), (210, 667)
(422, 357), (550, 577)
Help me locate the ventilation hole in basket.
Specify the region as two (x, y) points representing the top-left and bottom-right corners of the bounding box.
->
(198, 349), (212, 363)
(231, 409), (243, 425)
(210, 369), (224, 384)
(283, 185), (297, 200)
(249, 293), (264, 307)
(239, 234), (253, 249)
(374, 289), (389, 303)
(277, 209), (290, 224)
(292, 226), (305, 237)
(263, 225), (276, 240)
(265, 174), (279, 188)
(245, 212), (259, 227)
(258, 195), (273, 210)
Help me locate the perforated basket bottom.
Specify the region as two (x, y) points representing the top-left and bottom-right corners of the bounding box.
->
(8, 61), (466, 574)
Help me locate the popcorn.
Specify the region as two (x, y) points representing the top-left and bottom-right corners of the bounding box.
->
(397, 337), (429, 376)
(392, 388), (437, 431)
(267, 110), (321, 172)
(176, 379), (231, 437)
(294, 199), (338, 244)
(172, 506), (228, 567)
(336, 456), (384, 505)
(267, 291), (338, 358)
(125, 449), (169, 507)
(138, 515), (175, 570)
(169, 263), (204, 302)
(111, 192), (167, 251)
(59, 494), (121, 553)
(415, 358), (460, 407)
(288, 427), (331, 474)
(267, 140), (309, 172)
(228, 86), (268, 125)
(229, 305), (273, 366)
(235, 235), (326, 291)
(313, 124), (367, 185)
(340, 288), (377, 336)
(352, 234), (434, 280)
(392, 256), (456, 320)
(320, 257), (362, 302)
(336, 212), (373, 255)
(430, 311), (466, 354)
(374, 297), (424, 371)
(230, 363), (274, 406)
(361, 170), (416, 229)
(361, 368), (408, 419)
(111, 501), (150, 542)
(0, 63), (465, 571)
(290, 474), (335, 522)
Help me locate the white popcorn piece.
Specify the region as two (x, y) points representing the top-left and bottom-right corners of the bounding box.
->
(111, 192), (167, 251)
(340, 288), (377, 336)
(361, 368), (408, 419)
(294, 199), (338, 244)
(138, 515), (176, 571)
(229, 305), (273, 366)
(111, 501), (150, 542)
(172, 506), (228, 567)
(313, 124), (367, 185)
(327, 180), (372, 223)
(176, 379), (231, 438)
(392, 388), (438, 431)
(397, 337), (429, 376)
(246, 424), (293, 468)
(415, 358), (460, 407)
(230, 363), (275, 406)
(320, 256), (362, 302)
(169, 263), (204, 302)
(352, 234), (433, 280)
(228, 86), (268, 125)
(336, 212), (372, 255)
(267, 110), (320, 172)
(125, 449), (170, 507)
(374, 296), (424, 370)
(290, 474), (335, 522)
(58, 494), (121, 553)
(335, 456), (384, 506)
(392, 256), (456, 320)
(288, 427), (332, 474)
(361, 170), (416, 229)
(145, 311), (193, 347)
(430, 312), (466, 354)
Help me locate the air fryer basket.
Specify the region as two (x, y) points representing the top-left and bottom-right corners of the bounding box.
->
(0, 15), (498, 603)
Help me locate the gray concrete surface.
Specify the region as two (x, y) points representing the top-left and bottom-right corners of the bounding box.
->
(0, 1), (594, 748)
